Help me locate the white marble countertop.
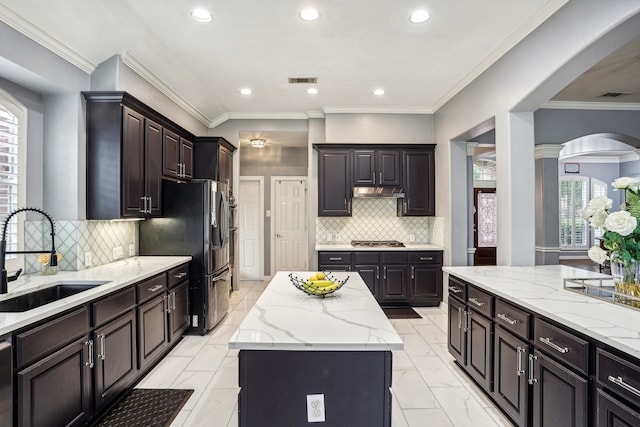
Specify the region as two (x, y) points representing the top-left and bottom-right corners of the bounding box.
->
(228, 271), (404, 351)
(316, 244), (444, 251)
(443, 265), (640, 360)
(0, 256), (191, 336)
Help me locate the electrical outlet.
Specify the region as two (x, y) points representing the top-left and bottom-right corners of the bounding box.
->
(306, 394), (325, 423)
(129, 243), (135, 256)
(326, 233), (333, 242)
(113, 246), (123, 260)
(84, 251), (92, 267)
(409, 234), (415, 242)
(335, 233), (341, 242)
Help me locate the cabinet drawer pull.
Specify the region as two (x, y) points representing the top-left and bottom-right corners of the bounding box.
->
(98, 334), (106, 360)
(140, 196), (147, 214)
(419, 257), (433, 261)
(329, 257), (342, 261)
(497, 313), (518, 325)
(448, 286), (462, 294)
(528, 353), (538, 385)
(147, 196), (152, 213)
(376, 266), (380, 280)
(516, 347), (526, 376)
(174, 272), (187, 279)
(463, 310), (468, 332)
(608, 375), (640, 398)
(372, 172), (376, 184)
(468, 297), (486, 307)
(538, 337), (569, 354)
(85, 340), (94, 368)
(148, 284), (163, 292)
(457, 307), (462, 329)
(411, 266), (415, 280)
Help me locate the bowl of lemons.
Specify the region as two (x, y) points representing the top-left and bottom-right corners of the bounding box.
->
(289, 271), (349, 297)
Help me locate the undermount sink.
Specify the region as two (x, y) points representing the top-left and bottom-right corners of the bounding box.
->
(0, 281), (110, 312)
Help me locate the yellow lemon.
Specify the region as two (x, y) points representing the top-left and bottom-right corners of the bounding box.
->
(308, 275), (318, 282)
(316, 272), (325, 280)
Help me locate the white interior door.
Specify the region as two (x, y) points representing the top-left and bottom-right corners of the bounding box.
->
(272, 178), (308, 272)
(239, 178), (263, 280)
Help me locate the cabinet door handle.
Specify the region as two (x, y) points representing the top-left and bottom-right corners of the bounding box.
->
(497, 313), (518, 325)
(383, 266), (387, 280)
(376, 266), (379, 280)
(347, 199), (352, 214)
(171, 291), (176, 311)
(468, 297), (486, 307)
(403, 200), (407, 213)
(528, 353), (538, 385)
(147, 196), (152, 213)
(448, 286), (462, 294)
(411, 266), (415, 279)
(174, 272), (187, 279)
(608, 375), (640, 398)
(379, 172), (382, 184)
(148, 284), (163, 292)
(516, 346), (526, 376)
(538, 337), (569, 354)
(85, 340), (94, 368)
(372, 172), (376, 184)
(457, 307), (462, 329)
(419, 257), (433, 261)
(165, 295), (172, 314)
(140, 196), (147, 213)
(98, 334), (106, 360)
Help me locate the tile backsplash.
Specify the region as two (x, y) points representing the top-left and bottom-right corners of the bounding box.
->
(316, 198), (443, 246)
(24, 220), (138, 273)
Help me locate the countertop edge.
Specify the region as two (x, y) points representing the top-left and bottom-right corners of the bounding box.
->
(316, 244), (444, 251)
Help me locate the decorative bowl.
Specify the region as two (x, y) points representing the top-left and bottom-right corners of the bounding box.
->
(288, 272), (349, 297)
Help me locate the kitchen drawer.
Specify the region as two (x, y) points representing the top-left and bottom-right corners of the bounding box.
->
(597, 348), (640, 406)
(408, 251), (442, 264)
(137, 273), (168, 303)
(15, 306), (90, 369)
(448, 276), (467, 302)
(381, 252), (407, 264)
(353, 252), (379, 265)
(467, 285), (493, 318)
(318, 252), (352, 265)
(494, 299), (530, 340)
(92, 286), (136, 327)
(534, 318), (589, 374)
(168, 263), (190, 288)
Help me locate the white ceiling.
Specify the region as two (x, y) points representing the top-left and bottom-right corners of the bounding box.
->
(0, 0), (570, 127)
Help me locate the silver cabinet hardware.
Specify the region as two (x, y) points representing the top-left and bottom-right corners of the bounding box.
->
(140, 196), (147, 213)
(528, 353), (538, 384)
(538, 337), (569, 354)
(448, 286), (462, 294)
(148, 284), (163, 292)
(376, 266), (380, 280)
(329, 257), (342, 261)
(147, 197), (152, 213)
(98, 334), (106, 360)
(372, 173), (376, 184)
(419, 257), (433, 261)
(174, 272), (187, 279)
(516, 347), (526, 376)
(468, 297), (486, 307)
(457, 307), (462, 329)
(165, 295), (171, 314)
(170, 292), (176, 311)
(608, 375), (640, 398)
(497, 313), (518, 325)
(347, 199), (352, 214)
(85, 340), (94, 368)
(379, 172), (382, 184)
(411, 266), (415, 279)
(383, 266), (387, 280)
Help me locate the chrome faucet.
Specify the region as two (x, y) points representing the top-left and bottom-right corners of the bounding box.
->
(0, 207), (58, 294)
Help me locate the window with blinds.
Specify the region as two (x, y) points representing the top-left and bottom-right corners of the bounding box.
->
(0, 103), (19, 256)
(559, 176), (607, 250)
(590, 178), (607, 247)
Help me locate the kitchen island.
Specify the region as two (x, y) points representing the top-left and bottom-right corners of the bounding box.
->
(229, 271), (403, 427)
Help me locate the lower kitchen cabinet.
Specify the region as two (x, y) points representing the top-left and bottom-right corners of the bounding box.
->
(493, 326), (529, 427)
(138, 293), (169, 371)
(447, 296), (466, 366)
(595, 348), (640, 427)
(381, 264), (408, 302)
(168, 280), (190, 343)
(596, 389), (640, 427)
(17, 336), (93, 427)
(466, 307), (493, 392)
(408, 264), (442, 304)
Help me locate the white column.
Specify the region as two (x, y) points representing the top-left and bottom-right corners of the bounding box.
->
(495, 112), (535, 266)
(535, 145), (563, 265)
(467, 142), (478, 266)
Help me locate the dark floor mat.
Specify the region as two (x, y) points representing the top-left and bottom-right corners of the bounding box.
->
(92, 388), (193, 427)
(383, 307), (422, 319)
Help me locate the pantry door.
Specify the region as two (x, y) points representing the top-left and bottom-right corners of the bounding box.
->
(239, 177), (263, 280)
(272, 177), (308, 272)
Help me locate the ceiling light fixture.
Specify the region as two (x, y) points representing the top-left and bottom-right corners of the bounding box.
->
(240, 88), (252, 95)
(410, 9), (430, 23)
(307, 88), (319, 95)
(250, 138), (266, 149)
(190, 8), (213, 23)
(374, 89), (385, 96)
(299, 8), (320, 21)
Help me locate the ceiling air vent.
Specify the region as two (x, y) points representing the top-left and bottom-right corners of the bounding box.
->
(288, 77), (318, 84)
(599, 92), (631, 98)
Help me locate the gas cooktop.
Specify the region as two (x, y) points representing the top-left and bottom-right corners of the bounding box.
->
(350, 240), (405, 248)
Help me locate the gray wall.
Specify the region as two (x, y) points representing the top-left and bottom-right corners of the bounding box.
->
(240, 146), (308, 275)
(535, 109), (640, 144)
(324, 113), (434, 144)
(620, 159), (640, 177)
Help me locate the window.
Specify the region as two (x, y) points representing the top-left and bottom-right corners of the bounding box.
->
(0, 90), (26, 271)
(559, 176), (607, 250)
(473, 159), (496, 181)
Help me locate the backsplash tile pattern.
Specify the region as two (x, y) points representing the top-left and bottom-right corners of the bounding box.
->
(316, 198), (444, 246)
(24, 220), (137, 273)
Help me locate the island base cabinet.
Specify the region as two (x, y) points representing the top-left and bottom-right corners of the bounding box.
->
(493, 327), (529, 427)
(447, 296), (466, 367)
(466, 309), (493, 393)
(238, 350), (392, 427)
(17, 336), (93, 427)
(531, 350), (588, 427)
(596, 389), (640, 427)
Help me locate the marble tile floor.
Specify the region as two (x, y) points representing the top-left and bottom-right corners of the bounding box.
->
(136, 280), (514, 427)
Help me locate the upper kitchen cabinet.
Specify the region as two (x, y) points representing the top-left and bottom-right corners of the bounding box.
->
(84, 92), (196, 219)
(193, 137), (236, 189)
(162, 130), (193, 181)
(317, 149), (352, 216)
(398, 147), (435, 216)
(353, 150), (401, 186)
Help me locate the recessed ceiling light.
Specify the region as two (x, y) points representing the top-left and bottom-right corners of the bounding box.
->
(300, 8), (320, 21)
(190, 8), (212, 23)
(307, 88), (319, 95)
(240, 88), (252, 95)
(410, 9), (430, 23)
(373, 89), (385, 96)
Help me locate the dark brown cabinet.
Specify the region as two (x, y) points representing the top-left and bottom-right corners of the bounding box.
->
(353, 150), (401, 186)
(595, 348), (640, 427)
(596, 389), (640, 427)
(399, 148), (435, 216)
(408, 252), (443, 305)
(447, 296), (466, 366)
(381, 253), (408, 302)
(318, 251), (352, 272)
(137, 293), (169, 371)
(219, 144), (233, 187)
(168, 280), (190, 343)
(318, 150), (352, 216)
(163, 129), (193, 180)
(493, 326), (529, 427)
(193, 137), (235, 187)
(353, 252), (380, 299)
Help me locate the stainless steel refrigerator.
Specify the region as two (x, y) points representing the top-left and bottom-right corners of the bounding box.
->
(139, 179), (230, 334)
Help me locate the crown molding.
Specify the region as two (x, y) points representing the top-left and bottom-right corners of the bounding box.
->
(208, 111), (318, 129)
(559, 155), (624, 164)
(534, 144), (563, 159)
(541, 101), (640, 111)
(0, 4), (96, 74)
(322, 106), (433, 115)
(121, 52), (211, 127)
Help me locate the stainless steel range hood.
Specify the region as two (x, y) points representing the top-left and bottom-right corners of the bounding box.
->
(352, 187), (405, 198)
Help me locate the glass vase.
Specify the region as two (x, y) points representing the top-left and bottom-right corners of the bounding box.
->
(610, 253), (640, 308)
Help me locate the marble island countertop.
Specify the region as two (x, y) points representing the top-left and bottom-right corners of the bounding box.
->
(316, 243), (443, 251)
(0, 256), (191, 336)
(443, 265), (640, 360)
(228, 271), (404, 351)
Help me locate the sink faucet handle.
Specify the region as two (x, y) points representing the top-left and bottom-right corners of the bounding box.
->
(8, 268), (22, 282)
